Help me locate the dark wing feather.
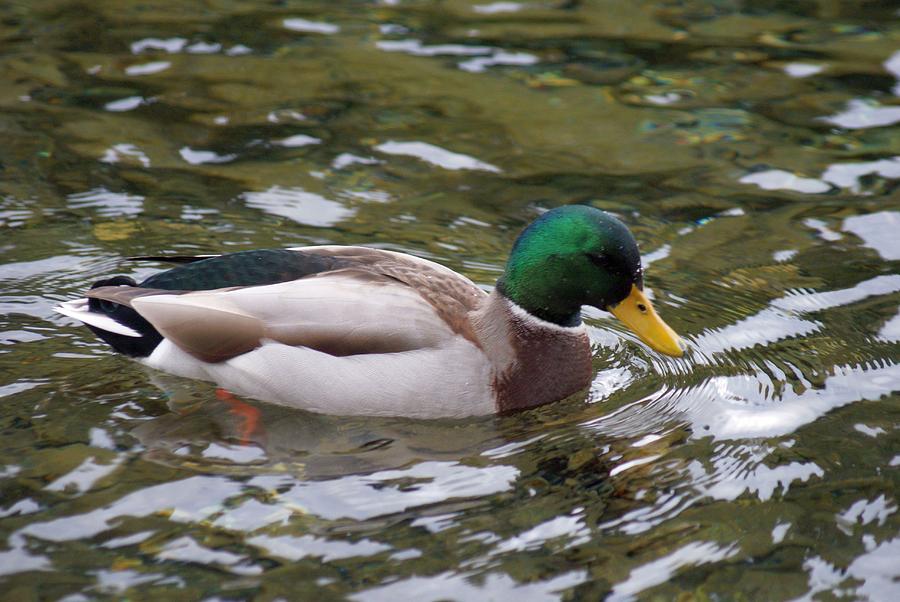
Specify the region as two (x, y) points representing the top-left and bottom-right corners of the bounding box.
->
(139, 249), (349, 291)
(128, 255), (220, 264)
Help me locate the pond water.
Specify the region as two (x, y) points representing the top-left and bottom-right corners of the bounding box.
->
(2, 0), (899, 599)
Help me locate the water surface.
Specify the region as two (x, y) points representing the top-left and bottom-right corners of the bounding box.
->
(1, 1), (899, 599)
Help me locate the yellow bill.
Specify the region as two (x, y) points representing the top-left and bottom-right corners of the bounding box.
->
(608, 285), (684, 357)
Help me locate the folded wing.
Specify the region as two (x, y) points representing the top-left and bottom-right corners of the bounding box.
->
(128, 270), (462, 362)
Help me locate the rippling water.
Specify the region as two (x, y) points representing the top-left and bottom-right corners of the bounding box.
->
(1, 1), (899, 599)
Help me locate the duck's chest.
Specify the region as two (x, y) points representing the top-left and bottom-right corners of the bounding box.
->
(491, 319), (592, 413)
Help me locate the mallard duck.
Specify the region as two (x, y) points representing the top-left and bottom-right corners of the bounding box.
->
(56, 205), (683, 418)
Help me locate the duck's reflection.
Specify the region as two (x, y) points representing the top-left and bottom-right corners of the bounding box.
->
(132, 373), (510, 479)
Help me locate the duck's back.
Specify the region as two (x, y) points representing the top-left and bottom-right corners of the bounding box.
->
(61, 247), (486, 360)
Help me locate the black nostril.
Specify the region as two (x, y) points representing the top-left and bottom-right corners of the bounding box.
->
(637, 303), (647, 312)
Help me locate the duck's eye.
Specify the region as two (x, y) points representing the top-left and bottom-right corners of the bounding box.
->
(587, 253), (610, 268)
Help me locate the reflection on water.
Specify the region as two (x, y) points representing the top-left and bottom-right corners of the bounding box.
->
(820, 99), (900, 129)
(242, 186), (357, 227)
(1, 0), (900, 600)
(374, 141), (502, 172)
(741, 157), (900, 194)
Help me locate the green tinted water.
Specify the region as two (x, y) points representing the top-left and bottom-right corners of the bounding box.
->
(2, 0), (899, 599)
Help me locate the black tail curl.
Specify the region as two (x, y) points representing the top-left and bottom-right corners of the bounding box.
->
(86, 276), (163, 357)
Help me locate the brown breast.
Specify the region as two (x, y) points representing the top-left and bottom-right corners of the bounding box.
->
(471, 293), (593, 413)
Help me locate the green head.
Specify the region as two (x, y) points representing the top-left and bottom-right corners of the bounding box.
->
(498, 205), (643, 326)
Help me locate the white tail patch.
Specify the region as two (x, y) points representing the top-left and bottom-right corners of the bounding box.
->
(55, 298), (142, 337)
